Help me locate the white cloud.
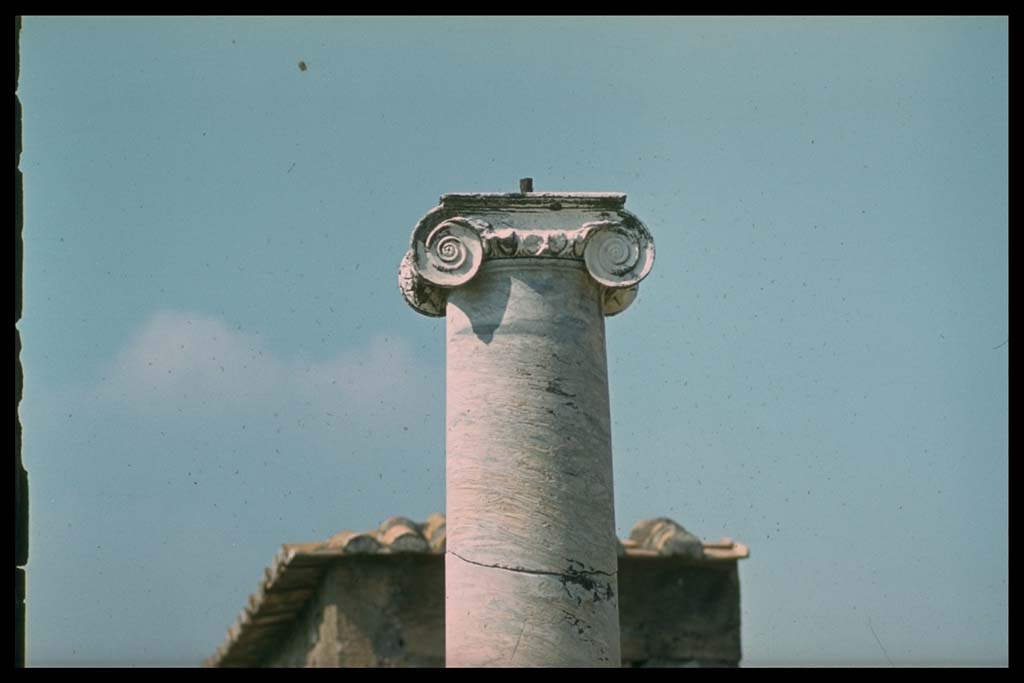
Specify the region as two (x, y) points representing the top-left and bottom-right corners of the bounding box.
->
(96, 311), (440, 426)
(101, 311), (280, 405)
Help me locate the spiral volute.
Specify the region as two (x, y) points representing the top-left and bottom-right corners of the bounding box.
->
(413, 219), (486, 288)
(583, 222), (655, 289)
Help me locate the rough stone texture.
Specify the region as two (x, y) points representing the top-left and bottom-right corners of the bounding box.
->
(398, 192), (654, 318)
(206, 516), (748, 668)
(261, 555), (740, 669)
(627, 518), (704, 559)
(205, 515), (446, 667)
(398, 190), (655, 667)
(628, 658), (739, 668)
(446, 259), (620, 666)
(618, 555), (742, 665)
(266, 556), (444, 668)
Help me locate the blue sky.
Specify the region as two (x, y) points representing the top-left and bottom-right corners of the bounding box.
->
(18, 16), (1007, 666)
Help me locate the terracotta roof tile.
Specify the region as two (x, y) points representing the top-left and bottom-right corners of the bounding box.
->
(626, 517), (704, 558)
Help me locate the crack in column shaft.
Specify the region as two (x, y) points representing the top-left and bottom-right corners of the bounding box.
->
(448, 550), (616, 579)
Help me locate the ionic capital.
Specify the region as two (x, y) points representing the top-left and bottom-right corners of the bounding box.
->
(398, 192), (655, 317)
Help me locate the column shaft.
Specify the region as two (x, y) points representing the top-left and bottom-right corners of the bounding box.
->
(444, 259), (621, 667)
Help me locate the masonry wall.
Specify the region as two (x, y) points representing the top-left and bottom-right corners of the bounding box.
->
(262, 554), (741, 667)
(618, 556), (741, 667)
(265, 555), (444, 667)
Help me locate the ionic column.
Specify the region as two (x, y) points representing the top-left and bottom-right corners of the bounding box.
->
(398, 185), (655, 667)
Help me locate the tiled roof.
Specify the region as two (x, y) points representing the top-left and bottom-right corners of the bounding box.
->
(205, 515), (748, 667)
(622, 517), (750, 561)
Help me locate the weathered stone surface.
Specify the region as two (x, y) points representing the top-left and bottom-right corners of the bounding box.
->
(326, 531), (381, 554)
(398, 188), (655, 667)
(422, 513), (446, 553)
(267, 556), (445, 668)
(378, 516), (430, 553)
(445, 259), (621, 666)
(627, 518), (704, 559)
(206, 517), (443, 668)
(264, 552), (741, 668)
(398, 192), (654, 318)
(618, 556), (743, 664)
(206, 515), (749, 668)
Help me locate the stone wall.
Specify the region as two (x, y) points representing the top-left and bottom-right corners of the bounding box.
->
(265, 555), (444, 668)
(618, 555), (741, 667)
(262, 554), (740, 667)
